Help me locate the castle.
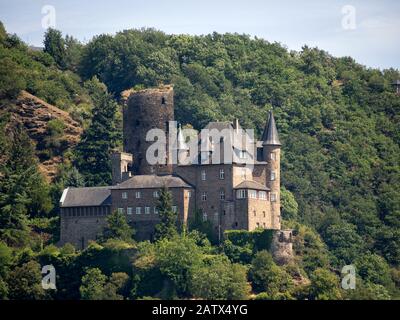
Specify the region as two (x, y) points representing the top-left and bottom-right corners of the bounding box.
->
(59, 86), (283, 249)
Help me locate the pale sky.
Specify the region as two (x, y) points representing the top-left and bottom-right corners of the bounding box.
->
(0, 0), (399, 69)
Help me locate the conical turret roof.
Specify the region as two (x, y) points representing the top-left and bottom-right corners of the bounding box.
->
(262, 110), (281, 146)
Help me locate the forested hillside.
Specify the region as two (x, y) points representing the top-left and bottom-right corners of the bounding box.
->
(0, 21), (399, 300)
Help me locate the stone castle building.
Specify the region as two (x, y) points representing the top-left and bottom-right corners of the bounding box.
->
(59, 86), (283, 249)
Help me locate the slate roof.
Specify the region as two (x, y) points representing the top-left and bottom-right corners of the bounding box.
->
(111, 175), (193, 189)
(60, 186), (111, 207)
(234, 180), (270, 191)
(262, 111), (281, 146)
(204, 121), (234, 131)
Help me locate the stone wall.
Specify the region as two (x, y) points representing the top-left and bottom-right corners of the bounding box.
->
(59, 206), (110, 249)
(271, 229), (294, 265)
(123, 86), (174, 175)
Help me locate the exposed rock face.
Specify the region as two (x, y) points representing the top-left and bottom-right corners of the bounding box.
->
(271, 229), (294, 265)
(7, 90), (82, 181)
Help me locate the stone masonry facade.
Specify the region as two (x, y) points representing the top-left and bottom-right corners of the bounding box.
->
(59, 85), (283, 249)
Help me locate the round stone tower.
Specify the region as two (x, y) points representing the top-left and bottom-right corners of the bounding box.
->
(123, 85), (174, 175)
(262, 110), (281, 230)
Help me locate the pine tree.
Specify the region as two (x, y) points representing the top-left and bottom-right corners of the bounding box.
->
(154, 186), (178, 240)
(74, 77), (118, 186)
(43, 28), (66, 69)
(0, 123), (51, 245)
(101, 210), (135, 243)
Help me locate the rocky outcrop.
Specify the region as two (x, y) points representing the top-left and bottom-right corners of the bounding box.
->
(7, 90), (82, 181)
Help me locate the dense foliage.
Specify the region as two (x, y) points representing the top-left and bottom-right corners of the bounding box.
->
(0, 21), (399, 299)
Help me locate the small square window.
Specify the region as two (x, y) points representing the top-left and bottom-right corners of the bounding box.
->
(271, 193), (277, 202)
(136, 207), (142, 214)
(271, 171), (276, 181)
(135, 191), (141, 199)
(270, 152), (276, 161)
(201, 192), (207, 201)
(154, 207), (159, 214)
(153, 191), (159, 198)
(145, 207), (150, 214)
(127, 207), (133, 215)
(122, 192), (127, 199)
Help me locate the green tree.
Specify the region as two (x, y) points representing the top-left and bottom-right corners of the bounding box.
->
(309, 268), (342, 300)
(64, 35), (83, 72)
(0, 57), (26, 99)
(101, 210), (134, 243)
(43, 28), (66, 69)
(154, 186), (178, 240)
(190, 255), (250, 299)
(155, 234), (203, 296)
(102, 272), (130, 300)
(280, 186), (298, 220)
(79, 267), (107, 300)
(248, 251), (293, 298)
(74, 77), (118, 186)
(7, 260), (46, 300)
(324, 222), (365, 267)
(355, 253), (395, 290)
(0, 124), (51, 245)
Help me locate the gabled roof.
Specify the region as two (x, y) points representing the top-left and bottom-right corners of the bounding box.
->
(204, 121), (234, 132)
(262, 110), (281, 146)
(60, 187), (111, 207)
(111, 175), (193, 189)
(234, 180), (270, 191)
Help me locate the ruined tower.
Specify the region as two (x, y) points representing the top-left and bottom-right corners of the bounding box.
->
(123, 86), (174, 175)
(262, 110), (281, 229)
